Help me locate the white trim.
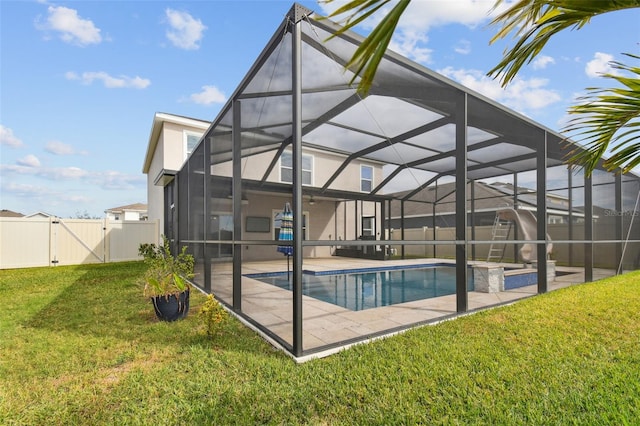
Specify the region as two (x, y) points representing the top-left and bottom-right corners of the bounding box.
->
(279, 150), (314, 186)
(360, 164), (373, 193)
(183, 130), (203, 161)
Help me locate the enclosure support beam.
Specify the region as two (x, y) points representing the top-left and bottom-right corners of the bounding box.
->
(615, 173), (623, 274)
(400, 201), (405, 259)
(380, 200), (386, 257)
(568, 169), (574, 266)
(584, 174), (593, 282)
(536, 132), (548, 294)
(355, 200), (359, 240)
(455, 92), (468, 313)
(470, 179), (476, 261)
(203, 137), (212, 294)
(433, 182), (438, 258)
(513, 172), (519, 263)
(291, 15), (304, 357)
(232, 100), (242, 310)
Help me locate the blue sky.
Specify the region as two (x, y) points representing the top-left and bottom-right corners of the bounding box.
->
(1, 0), (639, 218)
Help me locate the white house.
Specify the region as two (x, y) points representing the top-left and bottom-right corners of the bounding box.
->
(104, 203), (148, 221)
(142, 111), (387, 260)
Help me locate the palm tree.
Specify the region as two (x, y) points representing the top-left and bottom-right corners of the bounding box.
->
(323, 0), (640, 175)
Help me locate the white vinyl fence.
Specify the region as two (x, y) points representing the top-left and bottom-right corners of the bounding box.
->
(0, 217), (159, 269)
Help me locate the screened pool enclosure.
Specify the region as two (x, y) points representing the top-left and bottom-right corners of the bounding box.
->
(163, 4), (640, 359)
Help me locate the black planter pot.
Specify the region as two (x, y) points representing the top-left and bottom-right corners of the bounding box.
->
(151, 289), (190, 322)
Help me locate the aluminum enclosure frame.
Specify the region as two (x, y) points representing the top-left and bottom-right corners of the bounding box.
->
(170, 3), (640, 358)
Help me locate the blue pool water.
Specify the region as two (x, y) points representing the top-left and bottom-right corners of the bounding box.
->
(248, 266), (474, 311)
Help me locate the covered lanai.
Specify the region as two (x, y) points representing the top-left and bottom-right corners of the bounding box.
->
(163, 3), (640, 359)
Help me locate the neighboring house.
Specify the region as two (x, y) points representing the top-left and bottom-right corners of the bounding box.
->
(105, 203), (148, 221)
(24, 211), (54, 219)
(0, 210), (55, 218)
(142, 112), (387, 260)
(0, 209), (24, 217)
(388, 181), (585, 229)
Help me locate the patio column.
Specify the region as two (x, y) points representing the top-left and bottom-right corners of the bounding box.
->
(455, 91), (468, 313)
(536, 131), (548, 294)
(290, 6), (304, 356)
(232, 100), (242, 310)
(584, 174), (593, 282)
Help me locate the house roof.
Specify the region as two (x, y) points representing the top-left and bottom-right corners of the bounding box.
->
(0, 209), (24, 217)
(105, 203), (148, 213)
(24, 211), (54, 218)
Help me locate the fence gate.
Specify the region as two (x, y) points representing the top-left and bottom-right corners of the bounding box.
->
(51, 218), (106, 266)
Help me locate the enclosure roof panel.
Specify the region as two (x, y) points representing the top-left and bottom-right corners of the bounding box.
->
(196, 2), (638, 202)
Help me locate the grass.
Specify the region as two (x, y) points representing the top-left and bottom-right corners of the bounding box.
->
(1, 262), (639, 425)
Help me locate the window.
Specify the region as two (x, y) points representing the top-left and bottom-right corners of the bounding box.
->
(273, 209), (308, 240)
(184, 131), (201, 159)
(280, 151), (313, 185)
(362, 216), (375, 237)
(361, 165), (373, 192)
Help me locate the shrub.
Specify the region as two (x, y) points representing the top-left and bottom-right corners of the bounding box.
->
(138, 236), (194, 298)
(200, 294), (228, 336)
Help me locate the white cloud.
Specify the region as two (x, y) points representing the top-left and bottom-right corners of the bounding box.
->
(1, 181), (51, 197)
(0, 181), (94, 205)
(45, 140), (87, 155)
(164, 9), (206, 50)
(585, 52), (618, 78)
(189, 85), (227, 105)
(438, 66), (561, 112)
(0, 125), (23, 148)
(0, 163), (144, 191)
(532, 55), (555, 70)
(36, 5), (102, 46)
(454, 39), (471, 55)
(1, 163), (89, 180)
(94, 170), (146, 190)
(319, 0), (509, 64)
(17, 155), (41, 167)
(389, 29), (433, 63)
(66, 71), (150, 89)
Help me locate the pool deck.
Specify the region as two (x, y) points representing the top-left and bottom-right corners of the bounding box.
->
(203, 257), (614, 361)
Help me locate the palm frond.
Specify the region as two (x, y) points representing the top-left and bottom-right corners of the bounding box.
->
(487, 0), (640, 86)
(563, 54), (640, 175)
(322, 0), (410, 95)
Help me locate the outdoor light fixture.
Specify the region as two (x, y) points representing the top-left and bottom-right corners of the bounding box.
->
(309, 195), (315, 205)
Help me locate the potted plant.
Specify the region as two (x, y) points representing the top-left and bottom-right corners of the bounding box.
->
(139, 236), (194, 322)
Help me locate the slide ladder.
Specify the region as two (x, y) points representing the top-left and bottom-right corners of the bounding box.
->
(486, 214), (512, 263)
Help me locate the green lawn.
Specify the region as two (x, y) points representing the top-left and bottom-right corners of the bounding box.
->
(1, 262), (639, 425)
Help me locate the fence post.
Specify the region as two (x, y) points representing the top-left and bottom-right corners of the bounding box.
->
(103, 218), (109, 263)
(50, 216), (59, 266)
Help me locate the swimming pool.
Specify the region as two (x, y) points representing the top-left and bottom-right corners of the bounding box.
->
(248, 265), (474, 311)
